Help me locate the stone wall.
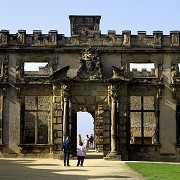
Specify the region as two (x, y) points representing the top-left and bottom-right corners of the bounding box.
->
(0, 15), (179, 161)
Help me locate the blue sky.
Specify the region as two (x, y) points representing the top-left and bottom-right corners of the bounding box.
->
(1, 0), (180, 36)
(1, 0), (180, 139)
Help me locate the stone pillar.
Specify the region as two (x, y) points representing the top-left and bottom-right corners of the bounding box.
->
(63, 85), (70, 141)
(52, 84), (64, 152)
(105, 84), (121, 160)
(110, 92), (118, 154)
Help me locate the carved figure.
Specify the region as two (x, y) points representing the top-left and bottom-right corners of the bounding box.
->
(154, 33), (161, 45)
(76, 47), (102, 79)
(171, 64), (177, 84)
(0, 33), (6, 43)
(172, 34), (178, 44)
(16, 66), (21, 80)
(85, 60), (95, 71)
(123, 34), (130, 45)
(34, 33), (39, 41)
(17, 33), (24, 43)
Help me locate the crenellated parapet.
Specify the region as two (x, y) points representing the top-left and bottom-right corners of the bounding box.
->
(131, 68), (155, 77)
(1, 22), (180, 49)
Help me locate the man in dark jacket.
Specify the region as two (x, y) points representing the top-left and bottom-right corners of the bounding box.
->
(62, 136), (71, 166)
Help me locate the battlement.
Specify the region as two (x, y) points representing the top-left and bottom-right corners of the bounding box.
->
(0, 15), (180, 49)
(131, 68), (155, 77)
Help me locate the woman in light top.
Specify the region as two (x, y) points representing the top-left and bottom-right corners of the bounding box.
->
(77, 142), (86, 166)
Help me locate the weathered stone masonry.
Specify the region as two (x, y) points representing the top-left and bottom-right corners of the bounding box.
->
(0, 15), (180, 161)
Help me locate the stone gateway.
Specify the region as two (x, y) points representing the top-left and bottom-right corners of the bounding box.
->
(0, 15), (180, 161)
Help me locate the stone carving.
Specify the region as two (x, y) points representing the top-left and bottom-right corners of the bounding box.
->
(0, 31), (8, 45)
(153, 32), (162, 47)
(76, 46), (102, 79)
(171, 31), (179, 47)
(17, 30), (25, 44)
(0, 33), (2, 43)
(122, 31), (131, 48)
(3, 55), (8, 82)
(33, 30), (41, 46)
(71, 35), (79, 45)
(49, 30), (57, 45)
(123, 34), (130, 45)
(69, 16), (101, 35)
(171, 63), (177, 84)
(111, 92), (118, 103)
(112, 66), (132, 81)
(49, 66), (70, 80)
(157, 58), (163, 83)
(16, 65), (21, 81)
(172, 34), (179, 45)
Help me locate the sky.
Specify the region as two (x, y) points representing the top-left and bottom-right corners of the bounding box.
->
(1, 0), (180, 139)
(1, 0), (180, 36)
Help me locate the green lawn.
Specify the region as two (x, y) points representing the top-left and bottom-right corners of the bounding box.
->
(126, 162), (180, 180)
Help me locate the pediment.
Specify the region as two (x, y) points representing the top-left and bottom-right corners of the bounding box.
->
(49, 66), (70, 81)
(112, 66), (132, 81)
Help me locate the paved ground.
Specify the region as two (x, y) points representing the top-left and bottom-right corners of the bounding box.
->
(0, 156), (145, 180)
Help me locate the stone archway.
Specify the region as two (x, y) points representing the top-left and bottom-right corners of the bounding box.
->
(50, 47), (132, 159)
(70, 93), (110, 155)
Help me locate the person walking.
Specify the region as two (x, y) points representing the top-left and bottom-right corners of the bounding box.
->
(84, 134), (90, 151)
(89, 134), (94, 149)
(62, 136), (71, 166)
(77, 142), (86, 167)
(77, 134), (82, 144)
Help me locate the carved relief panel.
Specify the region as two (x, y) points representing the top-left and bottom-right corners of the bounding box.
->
(33, 30), (42, 46)
(76, 46), (103, 79)
(0, 30), (9, 46)
(0, 55), (9, 83)
(122, 30), (131, 48)
(17, 30), (26, 44)
(153, 31), (162, 48)
(49, 30), (57, 46)
(170, 31), (179, 48)
(69, 16), (101, 35)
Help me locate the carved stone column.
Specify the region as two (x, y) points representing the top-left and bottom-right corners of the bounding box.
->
(105, 84), (121, 160)
(110, 91), (118, 155)
(63, 85), (70, 141)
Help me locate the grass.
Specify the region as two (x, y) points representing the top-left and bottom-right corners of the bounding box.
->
(126, 162), (180, 180)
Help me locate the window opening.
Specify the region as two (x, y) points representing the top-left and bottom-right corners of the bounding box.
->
(24, 62), (50, 75)
(130, 63), (155, 77)
(130, 96), (156, 144)
(23, 96), (50, 144)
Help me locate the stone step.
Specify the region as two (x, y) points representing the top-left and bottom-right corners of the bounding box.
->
(69, 150), (103, 160)
(85, 151), (103, 159)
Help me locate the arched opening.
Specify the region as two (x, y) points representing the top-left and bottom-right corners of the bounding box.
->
(77, 111), (94, 149)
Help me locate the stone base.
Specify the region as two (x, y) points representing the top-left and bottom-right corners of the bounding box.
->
(104, 151), (121, 161)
